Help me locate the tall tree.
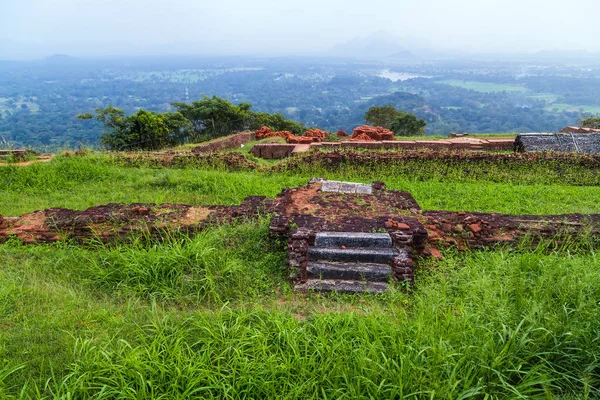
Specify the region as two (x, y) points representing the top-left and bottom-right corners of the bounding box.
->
(389, 112), (427, 136)
(79, 107), (191, 150)
(365, 105), (400, 128)
(171, 96), (251, 140)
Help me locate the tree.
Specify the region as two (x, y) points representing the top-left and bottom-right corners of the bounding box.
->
(389, 112), (427, 136)
(580, 115), (600, 129)
(172, 96), (306, 139)
(248, 112), (305, 134)
(76, 112), (93, 120)
(364, 105), (426, 136)
(365, 105), (400, 128)
(82, 106), (191, 150)
(171, 96), (251, 140)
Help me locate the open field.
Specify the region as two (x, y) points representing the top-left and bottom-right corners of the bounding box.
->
(544, 103), (600, 114)
(1, 151), (600, 398)
(436, 80), (528, 93)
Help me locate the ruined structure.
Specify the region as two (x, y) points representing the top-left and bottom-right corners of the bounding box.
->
(254, 127), (330, 145)
(0, 149), (39, 161)
(268, 179), (600, 293)
(191, 131), (256, 154)
(351, 125), (396, 141)
(249, 137), (515, 159)
(2, 180), (599, 294)
(515, 133), (600, 154)
(560, 126), (600, 134)
(270, 179), (424, 293)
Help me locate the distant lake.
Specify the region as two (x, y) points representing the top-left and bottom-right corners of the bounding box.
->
(378, 70), (430, 82)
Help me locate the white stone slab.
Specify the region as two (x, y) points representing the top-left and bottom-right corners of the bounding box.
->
(321, 180), (372, 195)
(355, 184), (373, 195)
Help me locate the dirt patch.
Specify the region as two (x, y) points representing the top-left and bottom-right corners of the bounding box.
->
(0, 154), (54, 167)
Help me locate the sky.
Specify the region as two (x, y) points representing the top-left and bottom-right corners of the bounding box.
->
(1, 0), (599, 59)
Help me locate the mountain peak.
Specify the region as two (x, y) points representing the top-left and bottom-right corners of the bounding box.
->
(328, 31), (420, 59)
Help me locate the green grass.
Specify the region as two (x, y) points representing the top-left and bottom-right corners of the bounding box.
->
(437, 80), (528, 93)
(1, 153), (600, 216)
(1, 222), (599, 398)
(2, 150), (600, 397)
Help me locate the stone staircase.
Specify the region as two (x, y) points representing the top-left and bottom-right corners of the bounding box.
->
(295, 232), (407, 294)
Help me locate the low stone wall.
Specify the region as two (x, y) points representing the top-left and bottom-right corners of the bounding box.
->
(515, 133), (600, 154)
(422, 211), (600, 252)
(250, 138), (514, 159)
(191, 132), (256, 154)
(249, 143), (298, 159)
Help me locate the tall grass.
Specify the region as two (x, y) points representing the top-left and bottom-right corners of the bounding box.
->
(2, 153), (600, 216)
(2, 151), (600, 397)
(81, 220), (288, 302)
(1, 221), (599, 398)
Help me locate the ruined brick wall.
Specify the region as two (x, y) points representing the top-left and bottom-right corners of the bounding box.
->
(191, 132), (256, 154)
(422, 211), (600, 250)
(249, 144), (298, 159)
(251, 138), (515, 158)
(0, 197), (275, 245)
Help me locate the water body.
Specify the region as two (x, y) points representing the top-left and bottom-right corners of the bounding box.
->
(378, 70), (430, 82)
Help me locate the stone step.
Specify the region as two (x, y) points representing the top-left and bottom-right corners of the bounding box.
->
(308, 247), (399, 263)
(307, 261), (392, 282)
(295, 279), (389, 294)
(315, 232), (392, 248)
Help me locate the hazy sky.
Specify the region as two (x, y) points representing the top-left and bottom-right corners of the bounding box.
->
(2, 0), (599, 58)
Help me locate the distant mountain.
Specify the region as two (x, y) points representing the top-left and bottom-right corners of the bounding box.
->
(328, 31), (427, 59)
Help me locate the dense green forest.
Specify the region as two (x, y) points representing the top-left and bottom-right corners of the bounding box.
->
(0, 56), (598, 150)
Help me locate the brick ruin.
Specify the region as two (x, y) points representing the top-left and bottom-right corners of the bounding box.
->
(269, 180), (600, 293)
(1, 180), (599, 293)
(0, 197), (273, 244)
(0, 179), (600, 293)
(251, 138), (515, 159)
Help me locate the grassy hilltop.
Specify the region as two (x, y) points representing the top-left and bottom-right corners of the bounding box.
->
(1, 151), (599, 398)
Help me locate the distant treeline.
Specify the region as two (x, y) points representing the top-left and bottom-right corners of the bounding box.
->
(0, 57), (593, 150)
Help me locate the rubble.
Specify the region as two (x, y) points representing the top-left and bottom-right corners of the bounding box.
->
(255, 126), (295, 141)
(351, 125), (396, 141)
(302, 129), (329, 142)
